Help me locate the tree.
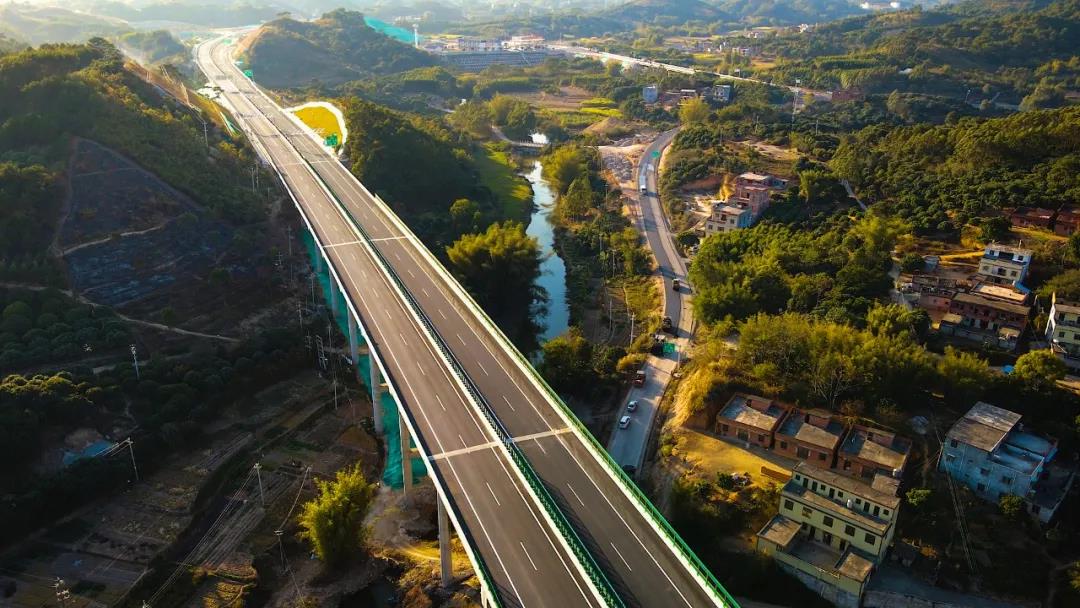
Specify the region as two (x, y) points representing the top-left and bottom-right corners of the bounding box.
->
(445, 222), (542, 319)
(978, 216), (1012, 243)
(999, 493), (1024, 519)
(448, 100), (491, 139)
(1039, 270), (1080, 301)
(449, 198), (480, 232)
(937, 347), (991, 405)
(541, 145), (592, 195)
(298, 464), (375, 567)
(867, 303), (929, 340)
(1012, 350), (1067, 391)
(559, 176), (594, 221)
(905, 488), (931, 509)
(539, 328), (594, 396)
(679, 98), (710, 125)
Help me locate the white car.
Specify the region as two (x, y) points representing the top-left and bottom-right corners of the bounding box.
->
(619, 415), (631, 429)
(627, 400), (639, 412)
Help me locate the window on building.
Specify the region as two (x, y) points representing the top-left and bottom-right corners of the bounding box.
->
(843, 460), (851, 470)
(950, 439), (958, 448)
(865, 534), (876, 546)
(845, 525), (855, 537)
(757, 434), (766, 443)
(811, 481), (818, 492)
(837, 492), (844, 499)
(797, 447), (809, 459)
(780, 441), (788, 449)
(784, 499), (794, 511)
(802, 506), (812, 518)
(882, 509), (889, 517)
(818, 452), (827, 461)
(980, 468), (990, 476)
(823, 516), (834, 528)
(721, 424), (729, 433)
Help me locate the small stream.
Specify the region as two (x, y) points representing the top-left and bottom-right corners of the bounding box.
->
(522, 160), (570, 343)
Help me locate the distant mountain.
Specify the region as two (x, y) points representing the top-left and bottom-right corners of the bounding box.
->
(0, 4), (130, 45)
(450, 0), (865, 38)
(239, 9), (435, 89)
(0, 33), (26, 55)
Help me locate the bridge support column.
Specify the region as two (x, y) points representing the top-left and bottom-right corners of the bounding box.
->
(347, 314), (359, 366)
(328, 275), (338, 316)
(438, 497), (453, 587)
(313, 242), (323, 273)
(400, 413), (413, 496)
(370, 362), (385, 435)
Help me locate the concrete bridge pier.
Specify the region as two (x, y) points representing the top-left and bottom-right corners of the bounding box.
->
(328, 274), (338, 316)
(438, 496), (453, 587)
(400, 413), (414, 496)
(347, 313), (360, 366)
(370, 361), (385, 435)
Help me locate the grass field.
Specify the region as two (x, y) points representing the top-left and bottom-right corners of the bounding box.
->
(292, 105), (343, 144)
(678, 428), (794, 486)
(474, 143), (532, 222)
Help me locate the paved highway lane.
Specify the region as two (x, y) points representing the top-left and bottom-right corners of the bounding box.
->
(199, 40), (602, 608)
(205, 39), (729, 608)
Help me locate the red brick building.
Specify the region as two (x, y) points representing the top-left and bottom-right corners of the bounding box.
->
(716, 393), (791, 449)
(838, 426), (912, 481)
(1055, 209), (1080, 237)
(1009, 207), (1054, 229)
(775, 409), (846, 469)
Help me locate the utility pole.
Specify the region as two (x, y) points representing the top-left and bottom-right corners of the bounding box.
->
(127, 438), (140, 482)
(629, 312), (636, 346)
(249, 166), (257, 193)
(297, 300), (304, 331)
(254, 463), (265, 506)
(130, 344), (140, 380)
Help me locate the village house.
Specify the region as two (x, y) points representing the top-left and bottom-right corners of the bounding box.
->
(716, 393), (791, 449)
(756, 463), (901, 608)
(837, 425), (911, 481)
(1008, 207), (1054, 230)
(729, 172), (787, 218)
(940, 284), (1031, 351)
(1054, 208), (1080, 236)
(976, 243), (1032, 287)
(774, 408), (846, 469)
(1047, 292), (1080, 368)
(703, 202), (752, 235)
(940, 402), (1075, 522)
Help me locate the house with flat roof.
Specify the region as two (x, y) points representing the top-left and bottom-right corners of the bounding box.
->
(1047, 292), (1080, 368)
(977, 243), (1032, 287)
(716, 393), (790, 449)
(775, 408), (845, 469)
(941, 288), (1030, 351)
(940, 402), (1074, 522)
(1009, 207), (1053, 230)
(837, 425), (911, 482)
(703, 201), (752, 235)
(756, 463), (900, 608)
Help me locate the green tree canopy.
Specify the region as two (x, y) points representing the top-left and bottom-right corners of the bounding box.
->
(1012, 350), (1067, 391)
(445, 221), (543, 321)
(298, 464), (376, 567)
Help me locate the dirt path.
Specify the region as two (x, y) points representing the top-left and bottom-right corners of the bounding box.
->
(0, 281), (239, 343)
(61, 221), (171, 255)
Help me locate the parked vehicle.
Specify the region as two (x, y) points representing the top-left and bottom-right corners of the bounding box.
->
(661, 316), (673, 332)
(627, 400), (639, 412)
(633, 370), (646, 386)
(619, 415), (631, 429)
(672, 278), (680, 292)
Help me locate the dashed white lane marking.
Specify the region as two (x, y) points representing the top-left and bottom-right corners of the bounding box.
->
(610, 542), (633, 572)
(477, 361), (489, 376)
(407, 269), (416, 278)
(486, 482), (501, 506)
(422, 288), (430, 298)
(418, 365), (426, 377)
(567, 483), (585, 507)
(534, 438), (548, 455)
(398, 332), (408, 346)
(438, 309), (447, 320)
(520, 542), (538, 571)
(322, 240), (361, 249)
(458, 434), (468, 448)
(368, 235), (411, 242)
(458, 334), (468, 347)
(502, 395), (516, 412)
(435, 394), (446, 411)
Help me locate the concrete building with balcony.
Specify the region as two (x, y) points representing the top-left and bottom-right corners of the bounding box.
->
(756, 463), (901, 608)
(940, 402), (1073, 523)
(940, 281), (1031, 351)
(729, 172), (787, 218)
(977, 243), (1032, 287)
(837, 425), (911, 482)
(703, 202), (752, 235)
(1047, 292), (1080, 369)
(775, 408), (845, 469)
(716, 393), (790, 449)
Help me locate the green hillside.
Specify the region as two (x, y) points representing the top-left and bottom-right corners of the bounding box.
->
(0, 40), (263, 266)
(115, 30), (186, 65)
(241, 9), (435, 89)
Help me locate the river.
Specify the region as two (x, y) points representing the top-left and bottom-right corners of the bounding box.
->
(522, 160), (569, 343)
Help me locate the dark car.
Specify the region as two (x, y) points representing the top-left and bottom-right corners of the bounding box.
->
(661, 316), (673, 333)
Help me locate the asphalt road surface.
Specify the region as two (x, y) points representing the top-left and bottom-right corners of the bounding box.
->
(199, 36), (729, 608)
(198, 40), (601, 608)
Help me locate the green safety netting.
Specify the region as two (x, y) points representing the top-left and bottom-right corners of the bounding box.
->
(301, 229), (426, 488)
